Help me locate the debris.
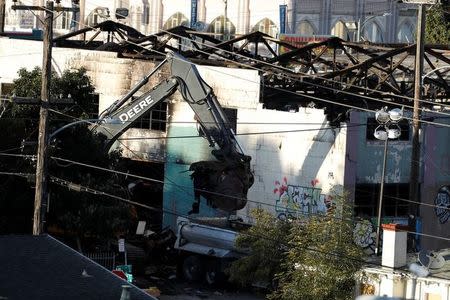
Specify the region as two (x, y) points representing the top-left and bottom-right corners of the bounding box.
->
(144, 287), (161, 297)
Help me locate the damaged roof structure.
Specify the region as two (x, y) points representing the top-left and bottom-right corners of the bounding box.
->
(54, 20), (450, 123)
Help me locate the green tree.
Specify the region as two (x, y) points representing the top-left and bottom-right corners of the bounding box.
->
(0, 67), (134, 247)
(227, 209), (291, 287)
(229, 190), (364, 300)
(270, 192), (363, 300)
(425, 3), (450, 45)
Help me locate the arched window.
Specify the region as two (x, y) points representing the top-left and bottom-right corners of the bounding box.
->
(362, 22), (383, 43)
(397, 21), (414, 43)
(86, 7), (110, 27)
(163, 12), (189, 30)
(252, 18), (278, 37)
(297, 20), (316, 36)
(207, 16), (236, 40)
(331, 21), (349, 40)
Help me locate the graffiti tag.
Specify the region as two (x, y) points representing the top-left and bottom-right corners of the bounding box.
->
(435, 186), (450, 224)
(274, 178), (332, 219)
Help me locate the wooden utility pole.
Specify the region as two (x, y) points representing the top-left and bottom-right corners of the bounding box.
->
(33, 0), (53, 235)
(12, 1), (78, 235)
(409, 3), (426, 216)
(0, 0), (5, 34)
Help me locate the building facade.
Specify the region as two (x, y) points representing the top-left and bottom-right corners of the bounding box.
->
(1, 36), (448, 250)
(3, 0), (417, 43)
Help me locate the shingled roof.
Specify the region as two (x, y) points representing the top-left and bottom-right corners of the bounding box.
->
(0, 234), (156, 300)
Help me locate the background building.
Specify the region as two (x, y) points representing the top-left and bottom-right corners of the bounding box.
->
(3, 0), (417, 43)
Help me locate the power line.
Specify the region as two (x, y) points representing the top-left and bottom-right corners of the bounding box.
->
(0, 171), (34, 178)
(6, 0), (450, 244)
(6, 3), (450, 129)
(156, 29), (450, 117)
(50, 154), (450, 217)
(50, 173), (450, 270)
(156, 27), (450, 108)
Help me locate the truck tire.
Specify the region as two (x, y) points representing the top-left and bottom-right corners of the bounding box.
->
(205, 259), (224, 286)
(182, 255), (204, 282)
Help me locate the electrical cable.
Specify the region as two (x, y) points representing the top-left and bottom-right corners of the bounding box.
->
(8, 2), (450, 129)
(154, 29), (450, 116)
(154, 26), (450, 106)
(8, 0), (450, 246)
(10, 0), (450, 114)
(50, 155), (450, 217)
(50, 173), (450, 279)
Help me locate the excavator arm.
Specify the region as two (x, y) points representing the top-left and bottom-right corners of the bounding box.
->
(93, 52), (254, 213)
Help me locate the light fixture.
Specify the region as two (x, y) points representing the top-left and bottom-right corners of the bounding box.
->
(373, 106), (404, 256)
(374, 125), (388, 140)
(387, 125), (401, 139)
(375, 107), (390, 124)
(388, 107), (404, 122)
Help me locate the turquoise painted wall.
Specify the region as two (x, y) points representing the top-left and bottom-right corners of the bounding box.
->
(162, 124), (221, 230)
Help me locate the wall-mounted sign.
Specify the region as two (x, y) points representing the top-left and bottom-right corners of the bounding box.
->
(279, 5), (287, 34)
(190, 0), (198, 29)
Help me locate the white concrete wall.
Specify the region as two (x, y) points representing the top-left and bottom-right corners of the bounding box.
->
(237, 107), (347, 220)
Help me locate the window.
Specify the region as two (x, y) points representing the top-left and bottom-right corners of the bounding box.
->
(397, 21), (414, 43)
(142, 6), (149, 25)
(362, 22), (383, 43)
(0, 83), (14, 96)
(331, 21), (350, 40)
(366, 117), (410, 141)
(163, 12), (189, 30)
(223, 107), (237, 133)
(354, 183), (409, 218)
(252, 18), (278, 38)
(87, 7), (109, 27)
(207, 16), (236, 40)
(297, 20), (316, 36)
(54, 11), (72, 30)
(130, 102), (167, 132)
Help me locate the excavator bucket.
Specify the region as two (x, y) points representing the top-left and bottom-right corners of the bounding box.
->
(189, 159), (254, 213)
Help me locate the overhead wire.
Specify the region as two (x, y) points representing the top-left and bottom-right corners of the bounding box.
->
(7, 1), (450, 129)
(154, 26), (450, 106)
(6, 1), (450, 246)
(155, 28), (450, 116)
(49, 155), (450, 238)
(50, 173), (450, 279)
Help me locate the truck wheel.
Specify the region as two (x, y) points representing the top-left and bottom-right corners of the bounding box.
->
(205, 260), (223, 286)
(182, 255), (204, 282)
(205, 268), (218, 285)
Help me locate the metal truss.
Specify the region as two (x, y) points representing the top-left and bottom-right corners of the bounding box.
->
(53, 21), (450, 122)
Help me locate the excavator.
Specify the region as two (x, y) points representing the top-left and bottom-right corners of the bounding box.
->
(92, 51), (254, 214)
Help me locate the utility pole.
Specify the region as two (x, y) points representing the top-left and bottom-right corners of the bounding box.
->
(405, 0), (436, 215)
(34, 0), (54, 235)
(12, 1), (78, 235)
(0, 0), (5, 34)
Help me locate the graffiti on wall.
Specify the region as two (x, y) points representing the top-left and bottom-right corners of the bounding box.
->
(352, 217), (418, 254)
(353, 220), (376, 253)
(273, 177), (333, 219)
(435, 186), (450, 224)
